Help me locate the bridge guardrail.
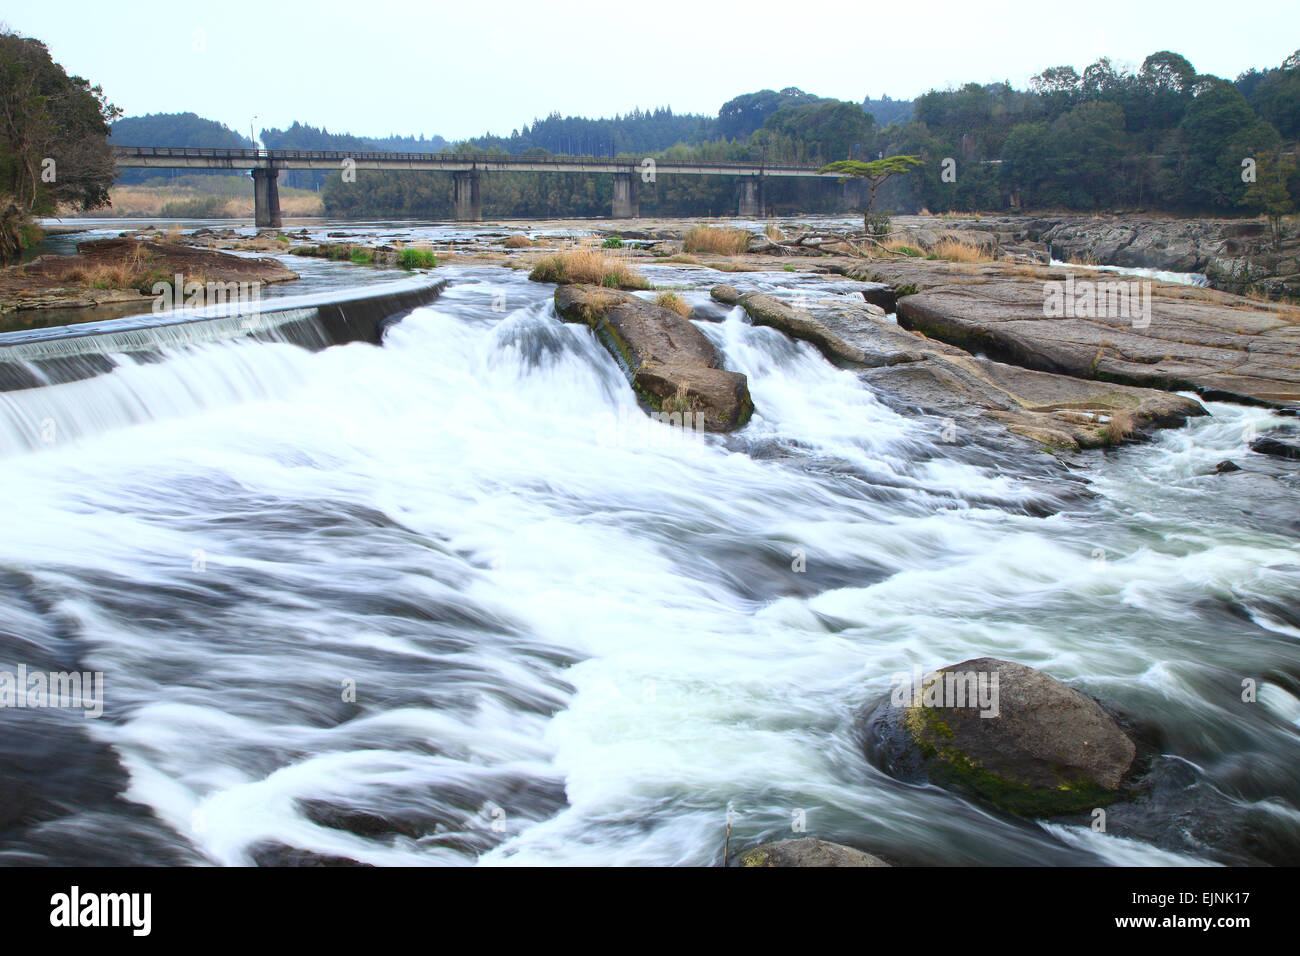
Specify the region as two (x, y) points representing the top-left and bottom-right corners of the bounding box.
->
(109, 145), (828, 174)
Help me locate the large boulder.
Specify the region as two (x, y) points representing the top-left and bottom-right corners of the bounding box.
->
(735, 838), (890, 867)
(554, 284), (754, 431)
(862, 658), (1137, 816)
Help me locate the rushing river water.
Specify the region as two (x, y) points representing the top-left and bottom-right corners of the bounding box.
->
(1, 230), (1299, 866)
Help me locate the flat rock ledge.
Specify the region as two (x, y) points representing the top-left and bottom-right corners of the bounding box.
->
(735, 838), (890, 867)
(861, 657), (1137, 816)
(716, 281), (1204, 451)
(711, 285), (912, 368)
(555, 284), (754, 431)
(845, 259), (1300, 407)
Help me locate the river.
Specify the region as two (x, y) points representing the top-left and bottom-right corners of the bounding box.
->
(1, 222), (1298, 866)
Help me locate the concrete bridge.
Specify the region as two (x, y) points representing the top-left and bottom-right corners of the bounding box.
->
(112, 146), (844, 227)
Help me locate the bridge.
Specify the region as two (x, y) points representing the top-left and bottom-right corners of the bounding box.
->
(112, 146), (845, 227)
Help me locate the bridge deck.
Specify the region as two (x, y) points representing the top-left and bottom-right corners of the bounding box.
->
(111, 146), (839, 178)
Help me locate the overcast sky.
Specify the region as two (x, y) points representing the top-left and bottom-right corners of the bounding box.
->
(7, 0), (1299, 142)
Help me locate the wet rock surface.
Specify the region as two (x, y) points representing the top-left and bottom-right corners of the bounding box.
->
(862, 658), (1138, 816)
(555, 283), (754, 431)
(734, 838), (891, 867)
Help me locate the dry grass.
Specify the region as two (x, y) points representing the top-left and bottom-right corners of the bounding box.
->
(528, 246), (647, 289)
(684, 225), (751, 255)
(764, 223), (784, 241)
(60, 245), (175, 293)
(89, 182), (324, 219)
(880, 238), (924, 257)
(1098, 410), (1138, 445)
(659, 253), (701, 265)
(503, 234), (534, 248)
(929, 238), (993, 262)
(654, 291), (692, 318)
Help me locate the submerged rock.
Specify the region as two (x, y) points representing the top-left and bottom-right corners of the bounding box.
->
(735, 838), (890, 867)
(555, 284), (753, 431)
(862, 658), (1137, 816)
(1250, 432), (1300, 460)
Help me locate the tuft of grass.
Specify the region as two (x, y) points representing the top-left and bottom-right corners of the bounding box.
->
(684, 225), (751, 255)
(503, 234), (534, 248)
(528, 247), (647, 289)
(602, 235), (624, 248)
(1097, 410), (1137, 445)
(349, 246), (374, 264)
(398, 247), (437, 269)
(882, 238), (923, 257)
(764, 223), (784, 241)
(660, 384), (696, 414)
(654, 291), (692, 318)
(930, 238), (991, 262)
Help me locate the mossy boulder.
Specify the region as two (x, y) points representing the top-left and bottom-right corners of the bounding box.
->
(735, 838), (889, 867)
(554, 284), (754, 432)
(862, 658), (1136, 816)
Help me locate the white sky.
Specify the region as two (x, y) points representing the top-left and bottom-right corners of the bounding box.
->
(6, 0), (1299, 141)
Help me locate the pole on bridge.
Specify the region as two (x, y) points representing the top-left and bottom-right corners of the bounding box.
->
(453, 170), (482, 222)
(252, 168), (282, 229)
(611, 172), (638, 219)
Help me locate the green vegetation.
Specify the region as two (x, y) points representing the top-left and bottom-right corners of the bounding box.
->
(820, 156), (923, 230)
(1244, 149), (1297, 247)
(397, 247), (437, 269)
(0, 28), (118, 258)
(349, 246), (373, 264)
(601, 235), (624, 248)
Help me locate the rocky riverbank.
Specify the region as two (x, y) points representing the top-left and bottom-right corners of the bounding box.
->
(895, 213), (1300, 299)
(0, 236), (299, 331)
(843, 258), (1300, 407)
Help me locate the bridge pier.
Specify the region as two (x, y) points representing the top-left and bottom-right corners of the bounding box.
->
(252, 168), (281, 228)
(738, 177), (761, 218)
(453, 170), (482, 221)
(611, 172), (638, 219)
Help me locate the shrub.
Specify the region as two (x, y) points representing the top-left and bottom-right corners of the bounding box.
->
(349, 246), (373, 264)
(683, 225), (751, 255)
(865, 212), (892, 239)
(602, 235), (624, 248)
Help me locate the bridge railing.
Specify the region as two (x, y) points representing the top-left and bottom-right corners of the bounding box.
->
(110, 145), (828, 173)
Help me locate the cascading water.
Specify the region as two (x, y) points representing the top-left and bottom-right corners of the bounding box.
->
(1, 263), (1298, 866)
